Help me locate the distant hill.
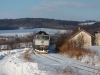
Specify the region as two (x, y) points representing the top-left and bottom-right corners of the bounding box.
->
(0, 18), (79, 30)
(79, 22), (100, 34)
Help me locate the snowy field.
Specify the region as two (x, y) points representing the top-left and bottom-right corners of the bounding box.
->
(0, 47), (100, 75)
(0, 48), (27, 75)
(0, 28), (68, 36)
(86, 46), (100, 52)
(0, 28), (100, 75)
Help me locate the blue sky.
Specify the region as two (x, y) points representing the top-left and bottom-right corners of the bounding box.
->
(0, 0), (100, 21)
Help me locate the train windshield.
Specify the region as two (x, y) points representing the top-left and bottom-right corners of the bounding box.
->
(36, 35), (49, 40)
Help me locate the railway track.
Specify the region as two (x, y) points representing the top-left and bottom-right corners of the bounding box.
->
(35, 53), (100, 75)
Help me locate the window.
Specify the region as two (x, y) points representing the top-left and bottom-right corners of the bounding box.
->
(36, 35), (49, 40)
(43, 36), (49, 40)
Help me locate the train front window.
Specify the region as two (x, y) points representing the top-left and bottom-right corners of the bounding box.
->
(43, 36), (49, 40)
(36, 35), (41, 39)
(36, 35), (49, 40)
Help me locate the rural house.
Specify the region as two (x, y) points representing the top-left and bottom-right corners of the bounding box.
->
(94, 31), (100, 46)
(67, 27), (92, 47)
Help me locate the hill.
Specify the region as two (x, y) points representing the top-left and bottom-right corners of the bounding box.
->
(0, 18), (79, 30)
(80, 22), (100, 34)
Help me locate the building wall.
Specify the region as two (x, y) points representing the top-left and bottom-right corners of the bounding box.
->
(95, 32), (100, 46)
(70, 31), (91, 47)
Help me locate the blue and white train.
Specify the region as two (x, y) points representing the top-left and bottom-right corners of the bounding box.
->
(33, 31), (50, 54)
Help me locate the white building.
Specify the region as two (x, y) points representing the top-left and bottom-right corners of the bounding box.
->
(67, 28), (92, 47)
(94, 31), (100, 46)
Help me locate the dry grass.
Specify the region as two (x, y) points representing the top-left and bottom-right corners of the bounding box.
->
(39, 65), (80, 75)
(49, 66), (84, 75)
(23, 49), (34, 62)
(67, 48), (91, 59)
(59, 44), (100, 67)
(58, 43), (69, 53)
(59, 46), (99, 60)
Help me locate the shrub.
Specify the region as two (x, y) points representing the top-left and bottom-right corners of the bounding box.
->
(23, 49), (34, 62)
(55, 32), (86, 53)
(55, 33), (70, 53)
(0, 32), (35, 50)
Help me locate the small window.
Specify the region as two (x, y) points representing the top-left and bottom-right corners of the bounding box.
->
(36, 35), (41, 39)
(43, 36), (49, 40)
(36, 35), (49, 40)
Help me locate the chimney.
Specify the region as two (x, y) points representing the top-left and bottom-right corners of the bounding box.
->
(78, 27), (80, 30)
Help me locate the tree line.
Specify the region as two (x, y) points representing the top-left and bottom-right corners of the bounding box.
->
(0, 33), (35, 51)
(0, 18), (79, 30)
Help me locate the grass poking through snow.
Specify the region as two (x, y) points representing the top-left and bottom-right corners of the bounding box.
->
(23, 48), (34, 62)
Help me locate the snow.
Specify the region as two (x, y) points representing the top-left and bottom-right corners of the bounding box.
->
(79, 22), (96, 25)
(0, 28), (100, 75)
(0, 28), (68, 36)
(0, 48), (27, 75)
(0, 47), (100, 75)
(86, 46), (100, 53)
(1, 28), (100, 74)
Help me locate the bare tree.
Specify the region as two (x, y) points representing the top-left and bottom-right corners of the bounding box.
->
(6, 36), (16, 50)
(76, 34), (85, 47)
(68, 34), (85, 48)
(27, 33), (34, 48)
(0, 38), (5, 51)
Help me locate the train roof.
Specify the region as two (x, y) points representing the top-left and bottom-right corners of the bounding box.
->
(36, 31), (49, 35)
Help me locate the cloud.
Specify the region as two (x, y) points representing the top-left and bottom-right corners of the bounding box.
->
(40, 1), (85, 8)
(28, 1), (86, 19)
(30, 1), (85, 12)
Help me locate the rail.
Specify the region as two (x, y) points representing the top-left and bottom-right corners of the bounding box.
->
(35, 54), (100, 75)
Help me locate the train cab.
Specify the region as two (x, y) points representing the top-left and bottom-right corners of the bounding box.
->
(33, 31), (50, 54)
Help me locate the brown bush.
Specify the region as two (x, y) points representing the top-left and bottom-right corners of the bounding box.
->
(0, 32), (35, 50)
(55, 33), (70, 53)
(66, 48), (92, 60)
(56, 32), (86, 53)
(59, 46), (100, 65)
(23, 49), (34, 62)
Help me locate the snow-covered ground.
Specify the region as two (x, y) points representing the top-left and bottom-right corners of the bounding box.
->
(86, 46), (100, 52)
(0, 48), (27, 75)
(0, 47), (100, 75)
(0, 29), (100, 75)
(0, 28), (68, 36)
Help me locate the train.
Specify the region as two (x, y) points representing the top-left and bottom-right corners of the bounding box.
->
(33, 31), (50, 54)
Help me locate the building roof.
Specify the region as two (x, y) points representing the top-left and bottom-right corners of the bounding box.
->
(66, 28), (93, 41)
(95, 31), (100, 33)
